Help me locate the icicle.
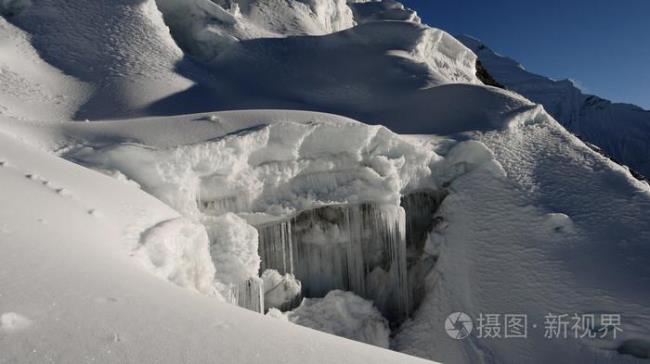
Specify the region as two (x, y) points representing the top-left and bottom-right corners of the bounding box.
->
(257, 220), (294, 274)
(256, 202), (411, 324)
(227, 277), (264, 313)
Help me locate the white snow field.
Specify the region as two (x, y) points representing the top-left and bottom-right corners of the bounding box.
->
(1, 0), (650, 363)
(459, 35), (650, 180)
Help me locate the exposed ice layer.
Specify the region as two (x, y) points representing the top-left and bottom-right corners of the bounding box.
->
(258, 221), (294, 275)
(225, 277), (264, 313)
(278, 290), (391, 348)
(261, 269), (302, 311)
(401, 190), (446, 257)
(257, 202), (410, 323)
(400, 190), (446, 311)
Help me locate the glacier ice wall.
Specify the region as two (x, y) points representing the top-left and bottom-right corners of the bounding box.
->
(256, 191), (445, 324)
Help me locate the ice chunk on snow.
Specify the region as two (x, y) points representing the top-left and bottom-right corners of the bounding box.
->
(279, 290), (391, 348)
(261, 269), (302, 311)
(136, 217), (219, 296)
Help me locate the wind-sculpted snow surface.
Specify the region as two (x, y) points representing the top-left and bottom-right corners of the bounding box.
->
(137, 217), (218, 295)
(460, 35), (650, 179)
(3, 0), (211, 119)
(0, 17), (90, 121)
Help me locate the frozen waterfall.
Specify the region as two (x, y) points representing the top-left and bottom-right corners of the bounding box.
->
(255, 191), (446, 324)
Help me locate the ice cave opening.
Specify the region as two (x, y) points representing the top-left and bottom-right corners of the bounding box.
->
(226, 189), (446, 329)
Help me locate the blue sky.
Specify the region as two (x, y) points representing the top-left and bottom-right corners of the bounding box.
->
(399, 0), (650, 109)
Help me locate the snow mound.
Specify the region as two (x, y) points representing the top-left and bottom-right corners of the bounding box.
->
(0, 17), (89, 121)
(137, 217), (219, 296)
(5, 0), (204, 120)
(277, 290), (391, 348)
(262, 269), (302, 310)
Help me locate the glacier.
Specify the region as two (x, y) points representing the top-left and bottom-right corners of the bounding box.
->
(1, 0), (650, 363)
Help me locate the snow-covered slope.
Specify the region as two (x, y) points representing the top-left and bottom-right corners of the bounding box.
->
(0, 17), (90, 121)
(3, 0), (222, 120)
(459, 35), (650, 179)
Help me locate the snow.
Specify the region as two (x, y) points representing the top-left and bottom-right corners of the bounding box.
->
(2, 0), (650, 363)
(0, 312), (32, 332)
(459, 35), (650, 179)
(60, 113), (436, 216)
(0, 17), (89, 121)
(273, 290), (391, 348)
(203, 213), (260, 287)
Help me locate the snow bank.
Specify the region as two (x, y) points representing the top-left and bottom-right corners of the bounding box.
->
(275, 290), (391, 348)
(137, 217), (219, 296)
(67, 119), (436, 217)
